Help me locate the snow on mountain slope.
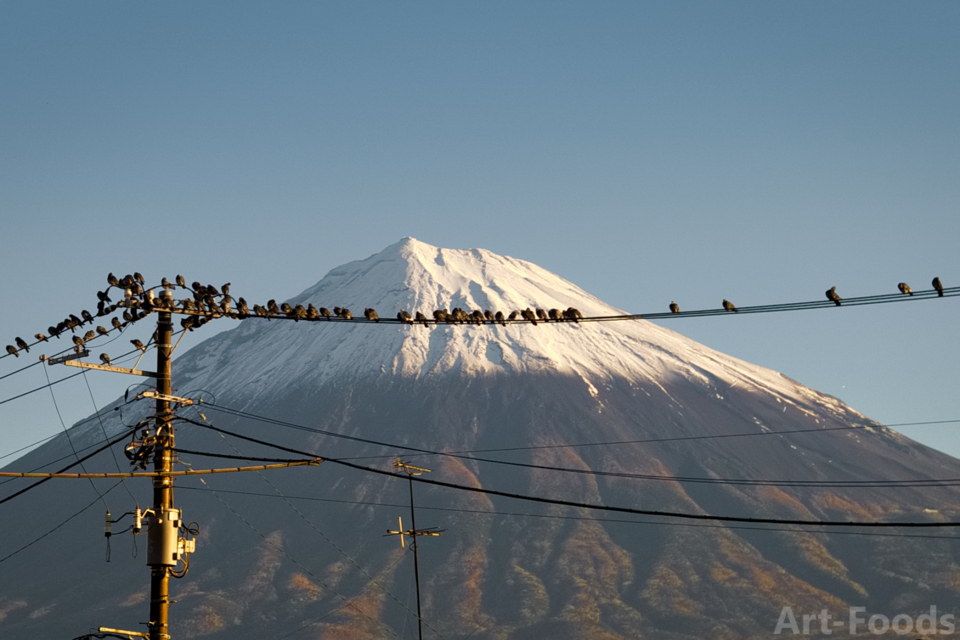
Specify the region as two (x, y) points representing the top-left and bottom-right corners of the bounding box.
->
(172, 237), (875, 431)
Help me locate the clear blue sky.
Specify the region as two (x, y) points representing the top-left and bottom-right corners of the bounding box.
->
(2, 2), (958, 462)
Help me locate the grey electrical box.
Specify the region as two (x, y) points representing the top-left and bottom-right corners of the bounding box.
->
(147, 508), (181, 566)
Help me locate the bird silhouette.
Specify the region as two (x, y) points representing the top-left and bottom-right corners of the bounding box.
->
(484, 310), (495, 323)
(825, 286), (842, 306)
(508, 311), (520, 321)
(669, 302), (680, 314)
(415, 311), (429, 326)
(176, 275), (186, 288)
(495, 311), (506, 326)
(107, 273), (119, 287)
(6, 345), (18, 357)
(364, 308), (379, 322)
(131, 339), (146, 352)
(112, 317), (123, 330)
(933, 277), (944, 297)
(898, 282), (913, 296)
(134, 272), (145, 285)
(161, 277), (174, 290)
(100, 353), (112, 366)
(15, 337), (30, 352)
(723, 299), (738, 312)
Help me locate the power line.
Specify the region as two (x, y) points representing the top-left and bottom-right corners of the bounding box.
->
(198, 405), (960, 489)
(0, 481), (123, 564)
(186, 418), (960, 529)
(175, 485), (960, 542)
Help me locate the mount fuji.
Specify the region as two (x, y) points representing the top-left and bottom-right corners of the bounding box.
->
(2, 237), (960, 640)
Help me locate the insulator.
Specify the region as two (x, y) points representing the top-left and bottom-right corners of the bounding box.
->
(134, 507), (142, 533)
(104, 510), (112, 537)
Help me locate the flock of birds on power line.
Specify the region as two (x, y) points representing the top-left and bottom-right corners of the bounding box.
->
(1, 273), (952, 362)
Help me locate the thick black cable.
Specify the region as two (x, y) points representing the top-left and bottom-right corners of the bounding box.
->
(0, 428), (131, 505)
(184, 418), (960, 528)
(201, 404), (960, 489)
(176, 485), (959, 542)
(173, 447), (315, 464)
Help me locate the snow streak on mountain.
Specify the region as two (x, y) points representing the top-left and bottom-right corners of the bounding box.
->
(3, 238), (960, 640)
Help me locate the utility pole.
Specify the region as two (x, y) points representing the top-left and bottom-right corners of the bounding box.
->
(148, 293), (175, 640)
(387, 459), (443, 640)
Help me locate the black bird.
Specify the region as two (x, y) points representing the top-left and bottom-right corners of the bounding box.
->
(222, 283), (230, 296)
(122, 310), (133, 323)
(97, 290), (112, 303)
(100, 353), (111, 366)
(397, 310), (413, 324)
(134, 272), (144, 285)
(415, 311), (429, 326)
(96, 326), (109, 336)
(81, 310), (94, 324)
(49, 325), (61, 338)
(131, 339), (146, 352)
(112, 317), (123, 330)
(933, 277), (944, 297)
(35, 333), (48, 342)
(320, 307), (332, 319)
(191, 281), (202, 293)
(181, 317), (195, 331)
(508, 311), (520, 321)
(83, 330), (96, 342)
(898, 282), (913, 296)
(495, 311), (506, 326)
(15, 337), (29, 352)
(669, 302), (680, 314)
(107, 273), (119, 287)
(826, 286), (842, 306)
(176, 275), (186, 288)
(6, 345), (18, 357)
(69, 313), (83, 328)
(161, 277), (174, 290)
(364, 308), (379, 322)
(723, 299), (738, 312)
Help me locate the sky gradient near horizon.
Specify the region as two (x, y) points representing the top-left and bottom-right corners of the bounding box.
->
(1, 2), (959, 463)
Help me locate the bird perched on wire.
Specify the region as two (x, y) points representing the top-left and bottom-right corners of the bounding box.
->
(825, 286), (842, 306)
(548, 309), (561, 321)
(564, 307), (583, 322)
(364, 308), (379, 322)
(96, 326), (109, 336)
(134, 272), (145, 285)
(669, 302), (680, 314)
(83, 330), (96, 342)
(72, 335), (85, 348)
(898, 282), (913, 296)
(107, 273), (119, 288)
(100, 353), (112, 366)
(933, 277), (944, 297)
(176, 274), (186, 288)
(521, 308), (538, 325)
(34, 333), (48, 343)
(112, 317), (123, 330)
(397, 310), (412, 324)
(723, 299), (738, 312)
(320, 307), (332, 319)
(15, 337), (30, 352)
(131, 339), (146, 352)
(415, 311), (429, 326)
(495, 311), (506, 326)
(6, 345), (18, 357)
